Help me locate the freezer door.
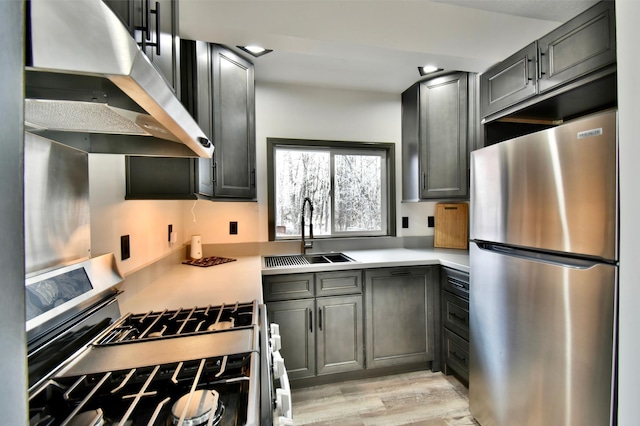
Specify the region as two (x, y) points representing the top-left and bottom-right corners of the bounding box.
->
(470, 110), (617, 261)
(469, 243), (616, 426)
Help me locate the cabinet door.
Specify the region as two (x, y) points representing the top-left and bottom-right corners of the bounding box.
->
(480, 42), (538, 119)
(267, 299), (316, 380)
(211, 45), (256, 199)
(538, 1), (615, 94)
(364, 267), (436, 368)
(420, 72), (469, 199)
(316, 296), (364, 375)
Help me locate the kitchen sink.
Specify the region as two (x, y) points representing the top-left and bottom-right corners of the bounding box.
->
(263, 253), (356, 268)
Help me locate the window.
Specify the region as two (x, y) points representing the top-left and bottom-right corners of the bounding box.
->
(267, 138), (395, 240)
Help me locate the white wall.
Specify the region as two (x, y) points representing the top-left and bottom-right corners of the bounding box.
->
(89, 155), (186, 275)
(615, 1), (640, 424)
(181, 81), (438, 244)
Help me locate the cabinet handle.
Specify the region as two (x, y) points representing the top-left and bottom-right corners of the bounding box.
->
(422, 173), (426, 190)
(525, 55), (531, 82)
(449, 311), (467, 324)
(145, 2), (160, 56)
(537, 48), (546, 79)
(318, 308), (322, 331)
(391, 270), (411, 276)
(152, 1), (160, 55)
(448, 278), (466, 290)
(451, 351), (467, 364)
(135, 0), (151, 49)
(212, 162), (217, 183)
(251, 169), (256, 188)
(309, 309), (313, 333)
(144, 0), (151, 41)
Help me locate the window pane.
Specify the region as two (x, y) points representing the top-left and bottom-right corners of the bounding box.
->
(334, 153), (382, 232)
(275, 148), (331, 237)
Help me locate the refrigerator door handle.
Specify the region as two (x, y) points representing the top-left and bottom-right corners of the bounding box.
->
(473, 241), (614, 269)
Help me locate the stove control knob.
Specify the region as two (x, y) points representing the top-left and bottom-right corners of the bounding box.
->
(271, 334), (282, 352)
(273, 351), (285, 379)
(270, 323), (280, 336)
(278, 416), (294, 426)
(276, 388), (292, 418)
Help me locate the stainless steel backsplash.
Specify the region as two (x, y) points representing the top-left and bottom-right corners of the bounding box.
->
(24, 132), (90, 274)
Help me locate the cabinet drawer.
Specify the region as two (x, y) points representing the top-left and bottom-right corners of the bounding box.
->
(316, 270), (362, 297)
(263, 273), (314, 301)
(443, 328), (469, 381)
(441, 267), (469, 299)
(442, 291), (469, 340)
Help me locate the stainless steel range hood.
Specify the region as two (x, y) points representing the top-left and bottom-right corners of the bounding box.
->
(25, 0), (213, 158)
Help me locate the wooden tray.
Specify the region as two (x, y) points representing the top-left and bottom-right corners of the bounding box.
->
(434, 203), (469, 249)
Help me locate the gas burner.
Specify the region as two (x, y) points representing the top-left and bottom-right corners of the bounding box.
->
(66, 409), (104, 426)
(170, 389), (224, 426)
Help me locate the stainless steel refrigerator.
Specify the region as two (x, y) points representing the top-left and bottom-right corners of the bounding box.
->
(469, 109), (618, 426)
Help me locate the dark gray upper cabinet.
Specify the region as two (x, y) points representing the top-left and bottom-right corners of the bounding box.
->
(402, 72), (470, 201)
(537, 1), (615, 94)
(103, 0), (180, 95)
(480, 42), (538, 119)
(210, 45), (256, 199)
(480, 1), (616, 122)
(125, 43), (257, 200)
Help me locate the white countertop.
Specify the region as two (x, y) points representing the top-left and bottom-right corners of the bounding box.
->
(118, 256), (263, 314)
(119, 248), (469, 314)
(261, 248), (469, 275)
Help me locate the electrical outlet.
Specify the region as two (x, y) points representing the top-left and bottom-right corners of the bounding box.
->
(402, 217), (409, 229)
(428, 216), (435, 228)
(230, 221), (238, 235)
(121, 235), (130, 260)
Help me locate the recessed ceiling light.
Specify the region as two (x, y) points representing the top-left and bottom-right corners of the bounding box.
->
(237, 45), (273, 58)
(418, 65), (443, 76)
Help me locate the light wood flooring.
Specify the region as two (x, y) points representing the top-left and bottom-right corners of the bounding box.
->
(291, 370), (478, 426)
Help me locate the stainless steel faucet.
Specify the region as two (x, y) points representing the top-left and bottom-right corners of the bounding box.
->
(301, 197), (314, 254)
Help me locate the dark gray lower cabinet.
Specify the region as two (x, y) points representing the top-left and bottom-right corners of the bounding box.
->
(316, 295), (364, 375)
(364, 267), (437, 368)
(441, 267), (470, 383)
(263, 270), (364, 381)
(266, 298), (316, 380)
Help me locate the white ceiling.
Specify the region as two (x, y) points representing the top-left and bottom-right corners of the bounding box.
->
(178, 0), (600, 94)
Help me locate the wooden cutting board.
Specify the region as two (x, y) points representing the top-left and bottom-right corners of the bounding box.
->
(434, 203), (469, 249)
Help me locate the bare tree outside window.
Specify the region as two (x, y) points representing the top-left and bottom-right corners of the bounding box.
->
(274, 145), (387, 238)
(334, 154), (382, 232)
(275, 149), (330, 237)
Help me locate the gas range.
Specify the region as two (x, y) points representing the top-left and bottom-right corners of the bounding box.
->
(29, 334), (260, 425)
(25, 255), (289, 426)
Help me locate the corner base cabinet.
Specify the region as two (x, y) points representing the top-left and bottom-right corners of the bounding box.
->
(364, 267), (438, 369)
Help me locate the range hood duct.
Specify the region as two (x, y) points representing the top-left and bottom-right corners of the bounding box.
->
(26, 0), (213, 158)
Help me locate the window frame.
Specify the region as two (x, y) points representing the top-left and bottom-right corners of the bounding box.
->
(267, 138), (396, 241)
